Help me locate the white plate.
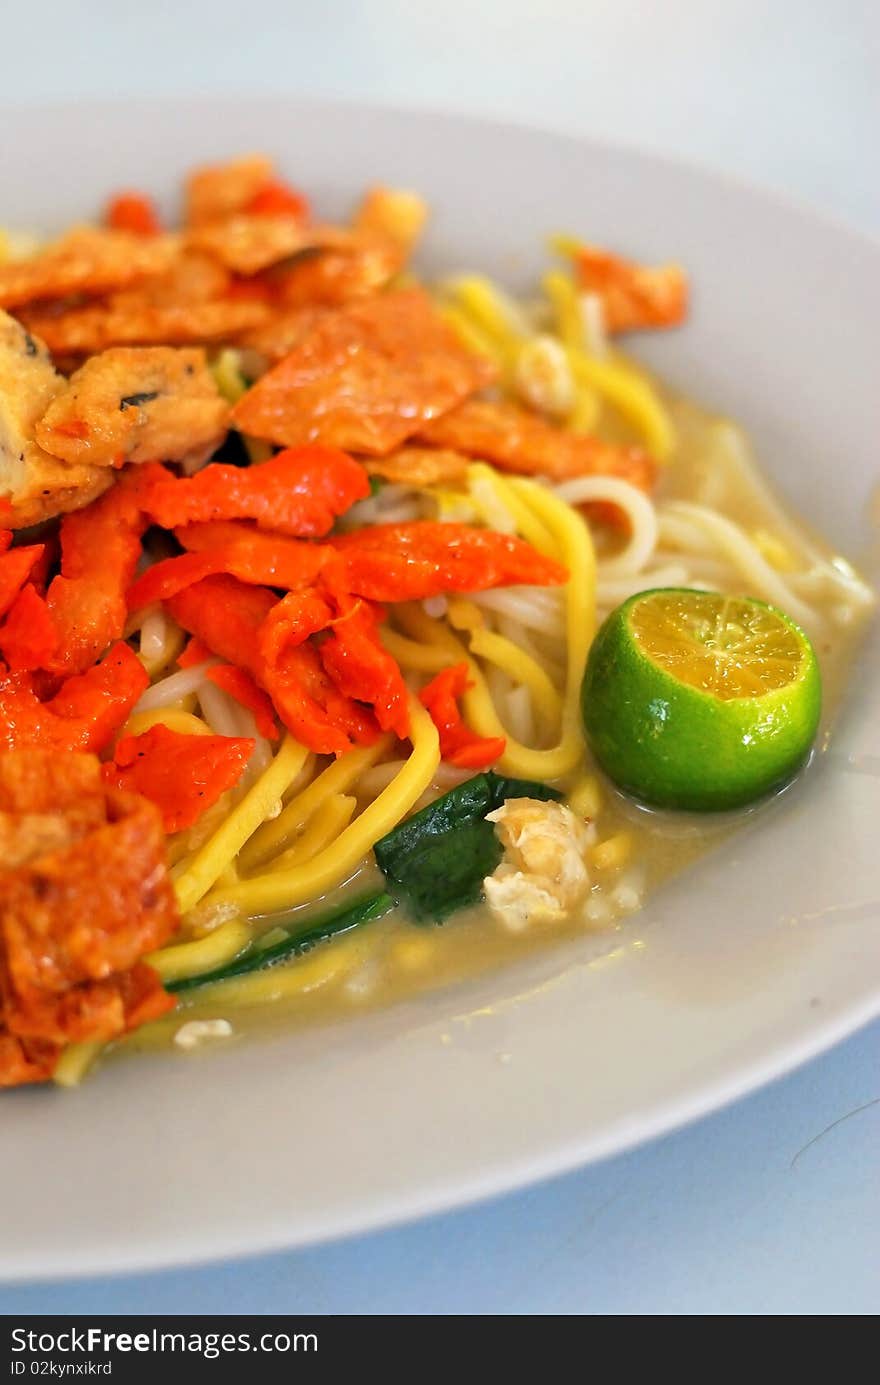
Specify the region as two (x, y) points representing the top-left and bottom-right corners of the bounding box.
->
(1, 98), (878, 1281)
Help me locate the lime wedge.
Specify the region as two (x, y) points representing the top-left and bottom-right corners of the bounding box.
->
(581, 589), (822, 811)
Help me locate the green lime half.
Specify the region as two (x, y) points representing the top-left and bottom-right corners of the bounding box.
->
(581, 589), (822, 811)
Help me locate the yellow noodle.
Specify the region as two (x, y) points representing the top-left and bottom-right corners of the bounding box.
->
(567, 387), (602, 435)
(209, 697), (439, 916)
(122, 708), (214, 739)
(541, 270), (601, 428)
(438, 304), (503, 365)
(396, 603), (580, 781)
(244, 437), (274, 464)
(468, 628), (563, 728)
(446, 598), (562, 727)
(467, 463), (555, 552)
(177, 931), (367, 1011)
(395, 478), (594, 780)
(590, 831), (633, 872)
(52, 1040), (103, 1088)
(281, 751), (317, 803)
(173, 735), (308, 916)
(150, 917), (254, 985)
(543, 269), (585, 351)
(548, 232), (585, 259)
(444, 276), (524, 361)
(381, 627), (452, 674)
(241, 739), (388, 871)
(211, 347), (248, 403)
(567, 773), (602, 820)
(568, 348), (674, 459)
(272, 794), (357, 869)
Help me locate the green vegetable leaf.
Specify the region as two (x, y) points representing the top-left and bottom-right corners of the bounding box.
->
(373, 771), (560, 923)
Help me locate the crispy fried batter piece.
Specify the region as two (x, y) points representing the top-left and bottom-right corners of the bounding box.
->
(186, 215), (316, 276)
(20, 294), (270, 358)
(0, 311), (112, 528)
(416, 398), (656, 489)
(236, 305), (327, 371)
(231, 288), (496, 455)
(0, 749), (179, 1086)
(35, 346), (229, 470)
(364, 447), (470, 488)
(575, 246), (688, 334)
(131, 250), (232, 305)
(268, 234), (402, 310)
(185, 154), (276, 227)
(354, 186), (428, 258)
(0, 227), (177, 311)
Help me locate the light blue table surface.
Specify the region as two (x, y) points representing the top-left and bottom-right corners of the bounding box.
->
(1, 0), (877, 1315)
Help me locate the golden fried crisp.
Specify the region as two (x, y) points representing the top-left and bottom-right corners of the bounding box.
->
(236, 304), (328, 370)
(185, 154), (275, 227)
(0, 226), (177, 311)
(232, 288), (496, 455)
(270, 235), (402, 309)
(35, 346), (230, 470)
(0, 311), (111, 527)
(134, 250), (232, 306)
(574, 246), (688, 334)
(186, 214), (312, 276)
(354, 186), (428, 257)
(19, 294), (270, 358)
(416, 398), (657, 488)
(0, 749), (179, 1084)
(364, 447), (470, 488)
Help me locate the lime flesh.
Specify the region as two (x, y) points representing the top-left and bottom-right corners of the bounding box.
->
(581, 589), (822, 811)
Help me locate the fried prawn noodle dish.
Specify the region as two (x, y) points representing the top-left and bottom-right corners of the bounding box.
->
(0, 158), (872, 1086)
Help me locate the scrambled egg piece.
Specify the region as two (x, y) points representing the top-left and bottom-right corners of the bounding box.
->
(483, 797), (593, 931)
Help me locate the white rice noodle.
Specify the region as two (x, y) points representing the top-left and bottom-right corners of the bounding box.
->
(139, 608), (173, 666)
(596, 564), (693, 609)
(486, 664), (512, 710)
(356, 760), (412, 798)
(195, 682), (273, 792)
(788, 556), (875, 614)
(556, 476), (659, 575)
(659, 501), (817, 629)
(580, 292), (609, 359)
(470, 587), (564, 636)
(342, 484), (430, 531)
(197, 680), (246, 738)
(504, 683), (534, 744)
(132, 660), (217, 714)
(225, 702), (273, 784)
(497, 613), (545, 664)
(357, 758), (469, 799)
(657, 511), (719, 556)
(468, 471), (518, 533)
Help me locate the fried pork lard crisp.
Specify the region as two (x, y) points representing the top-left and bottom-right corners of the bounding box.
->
(35, 345), (230, 471)
(0, 748), (179, 1087)
(0, 311), (111, 527)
